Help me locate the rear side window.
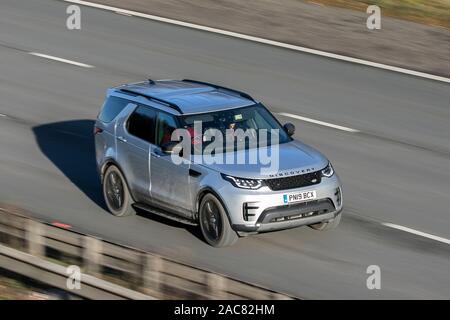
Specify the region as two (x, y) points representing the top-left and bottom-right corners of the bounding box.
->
(127, 106), (156, 144)
(98, 96), (130, 123)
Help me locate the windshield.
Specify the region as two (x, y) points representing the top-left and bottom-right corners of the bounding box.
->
(178, 104), (291, 154)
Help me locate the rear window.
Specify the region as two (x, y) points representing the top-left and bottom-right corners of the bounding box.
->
(98, 96), (130, 123)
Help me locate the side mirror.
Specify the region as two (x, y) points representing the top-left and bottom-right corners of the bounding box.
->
(161, 141), (183, 157)
(283, 123), (295, 137)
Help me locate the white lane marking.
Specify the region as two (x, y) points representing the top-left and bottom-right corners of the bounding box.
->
(63, 0), (450, 84)
(277, 112), (360, 133)
(28, 52), (94, 68)
(382, 223), (450, 245)
(115, 11), (132, 16)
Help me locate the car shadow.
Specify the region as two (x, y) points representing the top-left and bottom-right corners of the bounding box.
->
(33, 120), (106, 210)
(134, 207), (203, 241)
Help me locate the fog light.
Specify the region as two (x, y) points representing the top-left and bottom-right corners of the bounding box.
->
(243, 202), (258, 221)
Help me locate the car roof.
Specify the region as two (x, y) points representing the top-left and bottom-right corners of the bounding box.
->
(113, 79), (256, 115)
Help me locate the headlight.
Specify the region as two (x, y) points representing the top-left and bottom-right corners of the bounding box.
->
(221, 174), (265, 190)
(321, 162), (334, 178)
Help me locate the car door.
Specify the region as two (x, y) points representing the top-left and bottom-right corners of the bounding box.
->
(116, 104), (155, 203)
(150, 111), (193, 218)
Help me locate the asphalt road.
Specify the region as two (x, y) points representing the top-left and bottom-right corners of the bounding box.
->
(0, 0), (449, 299)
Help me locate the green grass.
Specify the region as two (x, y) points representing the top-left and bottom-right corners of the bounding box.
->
(309, 0), (450, 28)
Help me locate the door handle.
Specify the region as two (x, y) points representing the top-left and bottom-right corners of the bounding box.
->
(116, 136), (127, 143)
(151, 152), (161, 158)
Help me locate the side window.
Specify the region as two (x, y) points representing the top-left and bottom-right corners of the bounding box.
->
(156, 112), (178, 146)
(127, 106), (156, 144)
(98, 96), (130, 123)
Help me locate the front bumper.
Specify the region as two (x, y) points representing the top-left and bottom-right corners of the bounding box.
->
(233, 207), (342, 233)
(216, 174), (343, 233)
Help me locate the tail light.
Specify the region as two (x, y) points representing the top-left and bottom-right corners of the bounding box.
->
(93, 126), (103, 135)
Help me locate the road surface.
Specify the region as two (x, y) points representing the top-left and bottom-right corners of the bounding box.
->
(0, 0), (449, 299)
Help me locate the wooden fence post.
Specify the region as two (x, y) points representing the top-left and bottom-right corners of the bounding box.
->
(206, 273), (227, 299)
(26, 219), (44, 257)
(82, 236), (102, 274)
(141, 254), (163, 294)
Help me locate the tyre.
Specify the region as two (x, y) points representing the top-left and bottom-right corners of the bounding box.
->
(199, 193), (238, 247)
(103, 165), (135, 217)
(309, 212), (341, 231)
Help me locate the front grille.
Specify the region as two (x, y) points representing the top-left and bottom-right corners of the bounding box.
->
(265, 171), (321, 191)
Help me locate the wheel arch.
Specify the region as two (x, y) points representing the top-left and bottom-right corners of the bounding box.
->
(101, 159), (137, 202)
(100, 158), (119, 182)
(195, 187), (232, 224)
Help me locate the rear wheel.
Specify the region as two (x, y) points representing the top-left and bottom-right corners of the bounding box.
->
(309, 212), (341, 231)
(103, 165), (135, 217)
(199, 194), (238, 247)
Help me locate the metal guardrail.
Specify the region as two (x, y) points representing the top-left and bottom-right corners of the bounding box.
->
(0, 244), (154, 300)
(0, 204), (294, 300)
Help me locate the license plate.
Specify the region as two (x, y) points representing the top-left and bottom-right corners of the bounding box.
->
(283, 190), (317, 204)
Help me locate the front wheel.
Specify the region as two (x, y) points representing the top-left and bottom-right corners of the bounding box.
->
(309, 212), (341, 231)
(103, 165), (135, 217)
(199, 194), (238, 247)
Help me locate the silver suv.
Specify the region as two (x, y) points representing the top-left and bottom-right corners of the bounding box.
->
(95, 79), (343, 247)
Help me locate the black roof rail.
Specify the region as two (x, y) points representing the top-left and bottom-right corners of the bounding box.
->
(182, 79), (255, 102)
(119, 88), (183, 114)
